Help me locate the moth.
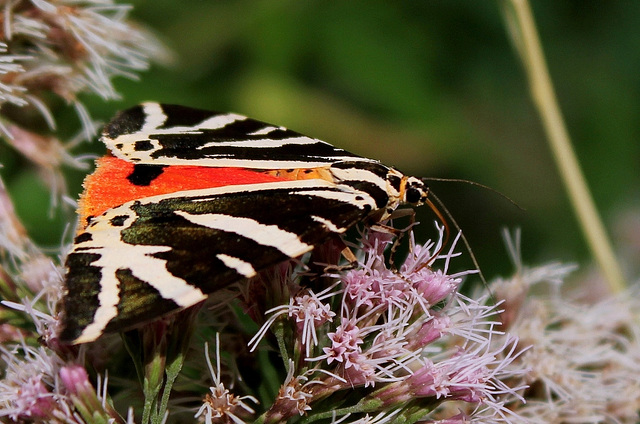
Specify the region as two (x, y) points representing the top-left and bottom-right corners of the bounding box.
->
(58, 103), (429, 344)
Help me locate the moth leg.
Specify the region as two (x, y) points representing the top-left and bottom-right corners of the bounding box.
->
(321, 246), (359, 275)
(340, 246), (358, 266)
(370, 208), (419, 271)
(386, 208), (416, 220)
(301, 237), (353, 292)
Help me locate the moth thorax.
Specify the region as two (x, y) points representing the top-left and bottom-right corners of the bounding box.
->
(326, 161), (391, 203)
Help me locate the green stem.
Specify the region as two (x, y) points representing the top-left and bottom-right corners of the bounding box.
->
(124, 305), (200, 424)
(153, 352), (185, 424)
(141, 349), (164, 424)
(298, 398), (383, 424)
(273, 318), (290, 366)
(501, 0), (626, 292)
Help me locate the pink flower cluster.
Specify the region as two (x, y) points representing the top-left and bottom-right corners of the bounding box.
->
(239, 228), (527, 423)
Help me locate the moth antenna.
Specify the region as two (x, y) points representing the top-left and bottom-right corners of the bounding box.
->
(422, 177), (524, 211)
(426, 191), (489, 289)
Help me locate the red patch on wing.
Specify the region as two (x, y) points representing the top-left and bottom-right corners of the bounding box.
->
(78, 155), (285, 229)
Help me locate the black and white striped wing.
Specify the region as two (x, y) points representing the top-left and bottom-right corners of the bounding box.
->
(60, 179), (376, 343)
(103, 103), (377, 169)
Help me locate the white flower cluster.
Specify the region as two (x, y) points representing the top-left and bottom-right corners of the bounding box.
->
(0, 0), (166, 201)
(0, 0), (166, 136)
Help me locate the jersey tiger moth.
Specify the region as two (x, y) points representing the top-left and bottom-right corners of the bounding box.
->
(58, 103), (430, 344)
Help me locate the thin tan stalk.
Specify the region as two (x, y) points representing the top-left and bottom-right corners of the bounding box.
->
(501, 0), (626, 292)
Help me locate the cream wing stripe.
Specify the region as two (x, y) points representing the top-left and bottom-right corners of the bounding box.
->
(216, 254), (256, 278)
(174, 211), (313, 257)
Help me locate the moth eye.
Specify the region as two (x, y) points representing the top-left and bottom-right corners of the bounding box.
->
(405, 187), (424, 204)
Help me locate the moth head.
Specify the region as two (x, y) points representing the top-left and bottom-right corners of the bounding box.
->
(387, 170), (428, 206)
(401, 176), (429, 206)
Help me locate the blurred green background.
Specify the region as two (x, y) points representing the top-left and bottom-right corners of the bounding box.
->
(2, 0), (639, 280)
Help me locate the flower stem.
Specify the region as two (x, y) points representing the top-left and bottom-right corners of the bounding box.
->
(500, 0), (626, 292)
(122, 306), (200, 424)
